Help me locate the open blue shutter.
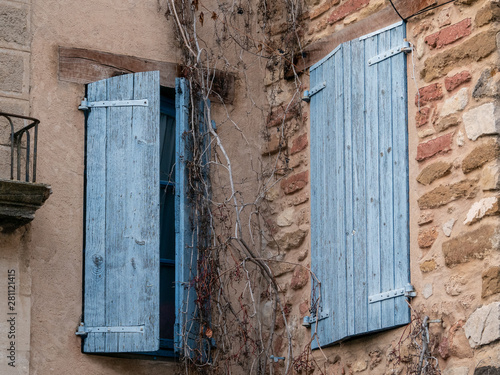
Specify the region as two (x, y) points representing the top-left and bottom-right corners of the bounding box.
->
(174, 78), (198, 356)
(309, 22), (410, 347)
(83, 71), (160, 353)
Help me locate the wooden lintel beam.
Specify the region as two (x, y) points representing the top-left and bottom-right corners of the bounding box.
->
(58, 47), (235, 104)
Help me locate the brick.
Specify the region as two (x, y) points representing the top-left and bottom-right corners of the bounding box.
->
(0, 51), (25, 94)
(281, 170), (308, 194)
(462, 138), (500, 174)
(464, 302), (500, 348)
(0, 3), (29, 48)
(327, 0), (369, 25)
(417, 161), (452, 185)
(425, 18), (472, 49)
(475, 1), (500, 28)
(416, 107), (430, 127)
(443, 225), (497, 267)
(290, 133), (308, 154)
(464, 197), (500, 225)
(418, 179), (477, 209)
(310, 0), (340, 19)
(420, 259), (437, 273)
(416, 132), (453, 162)
(416, 83), (443, 106)
(445, 71), (472, 92)
(482, 266), (500, 298)
(441, 87), (468, 117)
(418, 227), (438, 248)
(267, 99), (301, 128)
(290, 265), (309, 290)
(421, 30), (497, 82)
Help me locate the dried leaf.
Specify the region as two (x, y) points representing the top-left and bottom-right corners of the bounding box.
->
(256, 43), (262, 53)
(199, 11), (204, 26)
(192, 0), (199, 10)
(211, 11), (218, 20)
(206, 327), (213, 338)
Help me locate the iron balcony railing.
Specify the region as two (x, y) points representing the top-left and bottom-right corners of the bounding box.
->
(0, 112), (40, 183)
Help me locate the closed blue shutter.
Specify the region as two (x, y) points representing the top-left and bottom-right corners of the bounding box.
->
(83, 71), (160, 353)
(309, 22), (410, 347)
(174, 78), (198, 356)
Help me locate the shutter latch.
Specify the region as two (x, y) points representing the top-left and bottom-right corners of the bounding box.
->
(368, 283), (416, 304)
(302, 309), (329, 328)
(302, 81), (326, 103)
(367, 41), (412, 66)
(78, 98), (149, 110)
(75, 322), (145, 337)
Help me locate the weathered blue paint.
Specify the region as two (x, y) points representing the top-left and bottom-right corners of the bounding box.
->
(309, 23), (409, 347)
(84, 71), (160, 353)
(174, 78), (198, 356)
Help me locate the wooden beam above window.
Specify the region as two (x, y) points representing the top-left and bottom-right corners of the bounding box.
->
(58, 47), (235, 104)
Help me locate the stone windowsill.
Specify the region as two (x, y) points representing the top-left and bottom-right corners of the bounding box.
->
(0, 179), (52, 232)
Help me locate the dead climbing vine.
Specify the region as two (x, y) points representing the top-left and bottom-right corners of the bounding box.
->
(158, 0), (320, 373)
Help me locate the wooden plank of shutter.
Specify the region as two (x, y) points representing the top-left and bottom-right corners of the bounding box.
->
(309, 23), (410, 347)
(83, 71), (160, 353)
(174, 78), (198, 356)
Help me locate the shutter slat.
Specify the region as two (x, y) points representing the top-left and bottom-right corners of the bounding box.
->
(84, 72), (160, 353)
(377, 28), (396, 330)
(310, 22), (410, 347)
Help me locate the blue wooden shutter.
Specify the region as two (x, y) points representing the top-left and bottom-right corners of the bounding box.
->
(309, 22), (410, 347)
(174, 78), (198, 356)
(83, 71), (160, 353)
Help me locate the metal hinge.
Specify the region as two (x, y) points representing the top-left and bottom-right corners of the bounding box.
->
(78, 98), (149, 110)
(302, 82), (326, 103)
(368, 283), (416, 304)
(368, 41), (412, 66)
(302, 309), (329, 328)
(75, 323), (145, 337)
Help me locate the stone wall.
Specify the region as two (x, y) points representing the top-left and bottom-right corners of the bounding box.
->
(263, 0), (500, 373)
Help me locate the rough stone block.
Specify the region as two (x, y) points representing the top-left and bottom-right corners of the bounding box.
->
(482, 266), (500, 298)
(443, 218), (456, 237)
(267, 100), (301, 128)
(425, 18), (472, 49)
(281, 170), (308, 194)
(262, 132), (284, 155)
(464, 196), (500, 225)
(290, 265), (309, 290)
(473, 68), (500, 99)
(418, 210), (434, 226)
(422, 283), (433, 298)
(440, 87), (468, 117)
(0, 2), (29, 49)
(416, 132), (453, 161)
(276, 207), (295, 227)
(464, 103), (500, 141)
(418, 179), (477, 209)
(462, 138), (500, 174)
(0, 50), (27, 95)
(475, 1), (500, 27)
(327, 0), (369, 25)
(435, 115), (459, 133)
(269, 225), (308, 250)
(443, 367), (469, 375)
(475, 367), (500, 375)
(443, 225), (498, 267)
(464, 302), (500, 348)
(290, 133), (308, 154)
(445, 71), (472, 92)
(417, 161), (452, 185)
(421, 30), (497, 82)
(416, 83), (443, 106)
(418, 226), (438, 248)
(481, 163), (500, 190)
(420, 259), (437, 273)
